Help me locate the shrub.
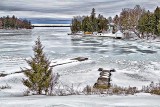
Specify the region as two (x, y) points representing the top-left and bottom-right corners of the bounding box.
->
(55, 83), (81, 96)
(142, 81), (160, 95)
(83, 85), (92, 95)
(83, 84), (138, 95)
(23, 90), (30, 96)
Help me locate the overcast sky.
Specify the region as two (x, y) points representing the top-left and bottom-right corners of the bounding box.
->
(1, 0), (160, 19)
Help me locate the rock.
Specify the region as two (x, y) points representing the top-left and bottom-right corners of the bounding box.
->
(71, 57), (88, 61)
(110, 69), (116, 72)
(0, 73), (8, 77)
(98, 68), (103, 71)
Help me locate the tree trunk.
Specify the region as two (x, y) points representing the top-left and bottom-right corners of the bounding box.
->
(38, 88), (42, 95)
(133, 30), (141, 38)
(141, 32), (144, 38)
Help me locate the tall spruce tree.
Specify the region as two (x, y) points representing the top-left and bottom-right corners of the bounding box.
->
(154, 7), (160, 35)
(148, 13), (156, 34)
(90, 8), (96, 22)
(113, 15), (119, 25)
(22, 37), (53, 95)
(138, 12), (148, 37)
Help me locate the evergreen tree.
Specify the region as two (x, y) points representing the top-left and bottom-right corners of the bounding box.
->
(90, 8), (97, 32)
(138, 10), (156, 37)
(90, 8), (96, 22)
(138, 12), (148, 37)
(11, 15), (16, 28)
(113, 15), (119, 25)
(145, 11), (153, 34)
(82, 16), (93, 32)
(98, 16), (108, 32)
(158, 23), (160, 33)
(2, 16), (6, 29)
(71, 8), (108, 33)
(82, 16), (90, 32)
(6, 15), (10, 28)
(70, 18), (81, 33)
(148, 13), (156, 34)
(154, 7), (160, 35)
(22, 37), (53, 95)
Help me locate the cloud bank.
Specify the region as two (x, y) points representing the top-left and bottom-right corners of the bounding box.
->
(0, 0), (160, 19)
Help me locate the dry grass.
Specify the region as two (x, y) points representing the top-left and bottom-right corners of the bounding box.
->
(142, 81), (160, 95)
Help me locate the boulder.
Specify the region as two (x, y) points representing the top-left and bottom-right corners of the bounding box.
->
(0, 73), (8, 77)
(110, 69), (116, 72)
(98, 68), (103, 71)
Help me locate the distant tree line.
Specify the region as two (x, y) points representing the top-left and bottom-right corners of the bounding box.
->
(112, 5), (160, 37)
(71, 6), (160, 38)
(0, 15), (32, 29)
(71, 8), (109, 33)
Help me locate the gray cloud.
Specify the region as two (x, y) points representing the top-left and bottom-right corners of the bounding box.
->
(0, 0), (160, 18)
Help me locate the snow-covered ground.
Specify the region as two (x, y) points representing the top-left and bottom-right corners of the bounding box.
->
(0, 94), (160, 107)
(0, 56), (160, 107)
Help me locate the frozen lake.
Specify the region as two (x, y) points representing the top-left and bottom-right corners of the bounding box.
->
(0, 27), (160, 88)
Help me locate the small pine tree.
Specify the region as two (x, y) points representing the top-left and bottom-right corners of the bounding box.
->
(22, 37), (53, 95)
